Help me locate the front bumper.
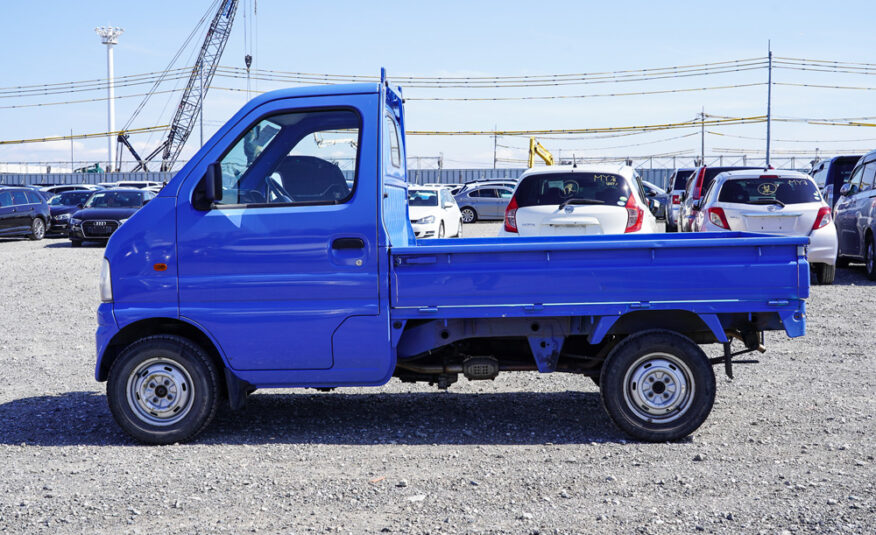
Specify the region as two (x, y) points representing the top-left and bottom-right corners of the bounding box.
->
(411, 221), (439, 239)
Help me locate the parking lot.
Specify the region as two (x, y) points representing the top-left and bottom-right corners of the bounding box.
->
(0, 229), (873, 534)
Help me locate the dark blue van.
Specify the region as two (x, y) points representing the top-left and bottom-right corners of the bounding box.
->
(0, 186), (50, 240)
(834, 150), (876, 279)
(810, 155), (861, 208)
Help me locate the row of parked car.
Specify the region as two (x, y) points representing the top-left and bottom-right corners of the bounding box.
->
(0, 181), (162, 245)
(660, 150), (876, 283)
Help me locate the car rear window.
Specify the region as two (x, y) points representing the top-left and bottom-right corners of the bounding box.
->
(408, 190), (438, 206)
(672, 170), (693, 190)
(718, 177), (821, 205)
(828, 158), (859, 186)
(515, 172), (631, 207)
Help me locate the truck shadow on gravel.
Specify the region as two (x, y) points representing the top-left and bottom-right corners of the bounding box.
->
(0, 390), (640, 446)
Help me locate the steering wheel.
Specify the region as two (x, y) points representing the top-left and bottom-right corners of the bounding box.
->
(239, 189), (266, 204)
(323, 183), (349, 200)
(267, 179), (295, 204)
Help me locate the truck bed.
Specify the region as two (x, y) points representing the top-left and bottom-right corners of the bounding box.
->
(390, 232), (808, 337)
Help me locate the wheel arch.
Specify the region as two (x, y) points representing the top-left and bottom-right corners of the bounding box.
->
(97, 317), (228, 388)
(606, 310), (720, 345)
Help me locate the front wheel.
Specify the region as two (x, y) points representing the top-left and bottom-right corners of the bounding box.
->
(600, 330), (715, 442)
(107, 335), (220, 444)
(865, 237), (876, 281)
(29, 218), (46, 241)
(814, 263), (836, 285)
(438, 222), (445, 238)
(457, 219), (464, 237)
(460, 207), (477, 224)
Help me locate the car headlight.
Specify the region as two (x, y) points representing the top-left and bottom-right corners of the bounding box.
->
(118, 218), (129, 226)
(416, 215), (436, 224)
(99, 258), (113, 303)
(56, 213), (71, 220)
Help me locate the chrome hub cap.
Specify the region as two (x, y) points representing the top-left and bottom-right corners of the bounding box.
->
(33, 220), (45, 239)
(461, 209), (474, 223)
(623, 353), (694, 423)
(126, 358), (194, 426)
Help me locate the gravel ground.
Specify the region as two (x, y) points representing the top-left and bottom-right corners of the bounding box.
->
(0, 228), (873, 534)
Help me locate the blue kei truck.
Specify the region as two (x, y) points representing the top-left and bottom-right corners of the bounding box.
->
(95, 72), (809, 444)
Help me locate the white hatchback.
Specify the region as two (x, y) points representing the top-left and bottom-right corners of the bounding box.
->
(693, 169), (838, 284)
(499, 165), (658, 237)
(408, 186), (463, 239)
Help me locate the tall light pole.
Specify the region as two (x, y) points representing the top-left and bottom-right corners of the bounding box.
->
(95, 26), (123, 172)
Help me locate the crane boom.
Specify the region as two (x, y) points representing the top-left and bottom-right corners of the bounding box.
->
(127, 0), (239, 172)
(528, 137), (554, 167)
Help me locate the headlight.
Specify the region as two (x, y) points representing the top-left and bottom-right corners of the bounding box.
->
(416, 215), (436, 225)
(118, 218), (129, 226)
(57, 213), (71, 220)
(99, 258), (113, 303)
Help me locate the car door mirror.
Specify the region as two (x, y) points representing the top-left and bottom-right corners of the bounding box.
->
(692, 200), (701, 210)
(647, 199), (658, 214)
(443, 201), (454, 209)
(204, 162), (223, 203)
(77, 203), (84, 209)
(839, 183), (857, 197)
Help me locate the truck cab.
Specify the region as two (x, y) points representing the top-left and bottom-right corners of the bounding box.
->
(96, 75), (810, 445)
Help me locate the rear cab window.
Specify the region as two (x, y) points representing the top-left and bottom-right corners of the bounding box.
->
(718, 177), (821, 205)
(515, 172), (631, 207)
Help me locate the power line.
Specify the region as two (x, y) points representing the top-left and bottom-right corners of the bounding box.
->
(405, 83), (765, 102)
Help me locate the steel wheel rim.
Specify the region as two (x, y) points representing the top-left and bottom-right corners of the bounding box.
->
(126, 358), (195, 426)
(33, 219), (45, 239)
(461, 209), (474, 223)
(622, 352), (695, 424)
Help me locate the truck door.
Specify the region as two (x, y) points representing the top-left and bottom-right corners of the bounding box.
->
(176, 97), (382, 371)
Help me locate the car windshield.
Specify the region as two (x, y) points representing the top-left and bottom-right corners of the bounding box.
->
(52, 191), (92, 206)
(408, 190), (439, 206)
(515, 172), (631, 207)
(718, 178), (821, 205)
(85, 191), (142, 208)
(672, 170), (694, 190)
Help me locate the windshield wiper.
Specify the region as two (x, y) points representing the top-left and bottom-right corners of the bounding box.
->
(749, 199), (785, 207)
(558, 198), (605, 209)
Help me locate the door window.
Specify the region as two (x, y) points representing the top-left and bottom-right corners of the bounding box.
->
(860, 162), (876, 192)
(384, 114), (402, 169)
(0, 191), (11, 207)
(11, 191), (28, 206)
(24, 191), (42, 204)
(498, 189), (513, 199)
(214, 109), (360, 207)
(848, 165), (865, 191)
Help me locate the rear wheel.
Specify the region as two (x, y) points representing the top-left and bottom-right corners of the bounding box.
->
(460, 207), (477, 224)
(600, 330), (715, 442)
(28, 218), (45, 241)
(865, 236), (876, 281)
(107, 335), (220, 444)
(814, 263), (836, 285)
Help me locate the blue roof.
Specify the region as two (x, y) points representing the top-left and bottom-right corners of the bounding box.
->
(247, 83), (380, 107)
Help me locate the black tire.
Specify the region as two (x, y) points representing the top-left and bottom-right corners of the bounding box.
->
(70, 239), (82, 248)
(438, 222), (445, 238)
(600, 330), (716, 442)
(460, 207), (477, 224)
(28, 218), (46, 241)
(865, 236), (876, 281)
(813, 263), (835, 285)
(457, 219), (463, 238)
(107, 335), (220, 445)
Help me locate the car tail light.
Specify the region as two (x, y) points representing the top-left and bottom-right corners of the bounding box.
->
(693, 167), (707, 199)
(671, 194), (681, 204)
(504, 195), (519, 233)
(624, 194), (644, 233)
(812, 206), (831, 230)
(707, 207), (730, 230)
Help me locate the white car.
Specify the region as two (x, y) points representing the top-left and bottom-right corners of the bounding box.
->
(693, 169), (838, 284)
(499, 165), (658, 237)
(408, 186), (463, 239)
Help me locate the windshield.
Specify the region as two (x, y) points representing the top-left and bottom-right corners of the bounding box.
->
(718, 177), (821, 205)
(408, 190), (439, 207)
(84, 191), (142, 209)
(52, 191), (92, 206)
(515, 172), (631, 207)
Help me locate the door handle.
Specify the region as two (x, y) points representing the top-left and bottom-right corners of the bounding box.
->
(332, 237), (365, 250)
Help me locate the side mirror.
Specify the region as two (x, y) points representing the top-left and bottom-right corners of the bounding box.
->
(839, 183), (857, 197)
(443, 202), (454, 209)
(77, 203), (84, 209)
(648, 200), (658, 214)
(204, 162), (223, 203)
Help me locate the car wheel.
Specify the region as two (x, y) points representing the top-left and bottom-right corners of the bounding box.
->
(865, 236), (876, 281)
(460, 207), (477, 224)
(813, 263), (835, 285)
(70, 239), (82, 248)
(107, 335), (220, 445)
(28, 218), (46, 241)
(438, 222), (445, 238)
(600, 330), (715, 442)
(457, 219), (463, 237)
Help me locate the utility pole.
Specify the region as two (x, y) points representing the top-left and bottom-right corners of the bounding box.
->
(70, 129), (74, 172)
(700, 107), (705, 166)
(95, 26), (123, 172)
(492, 126), (497, 169)
(766, 41), (773, 168)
